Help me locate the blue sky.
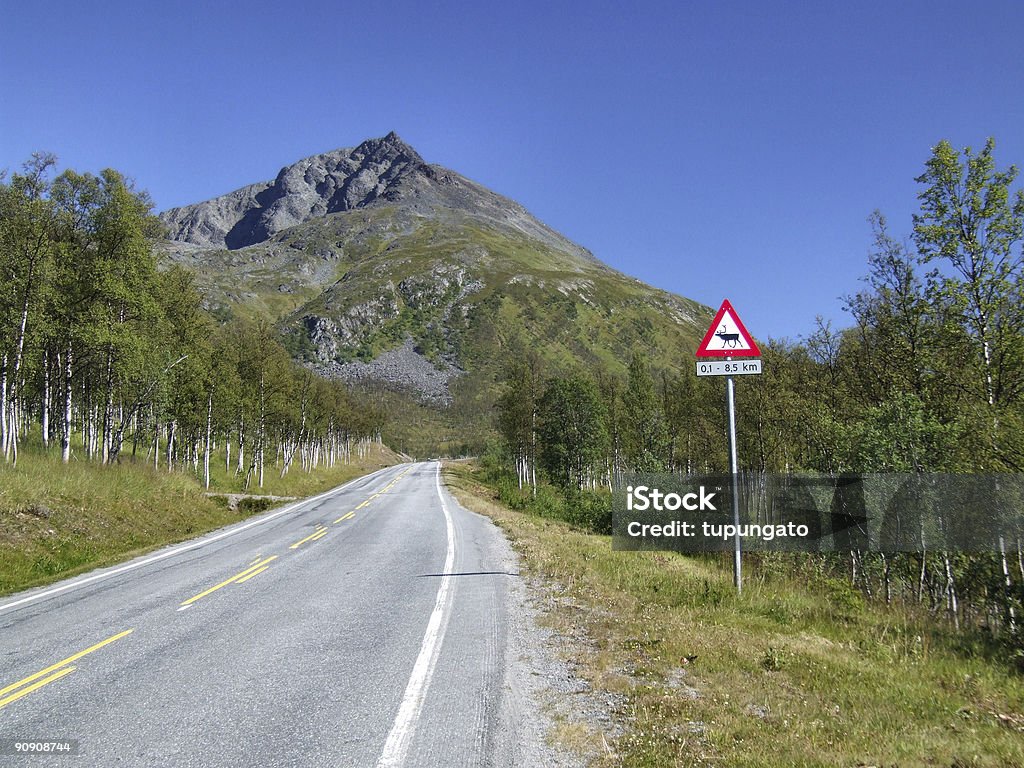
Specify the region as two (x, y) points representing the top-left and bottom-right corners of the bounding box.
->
(3, 1), (1023, 342)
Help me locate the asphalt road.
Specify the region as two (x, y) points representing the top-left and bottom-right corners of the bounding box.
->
(0, 461), (534, 767)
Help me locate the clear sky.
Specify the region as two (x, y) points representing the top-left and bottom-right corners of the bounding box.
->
(3, 1), (1023, 342)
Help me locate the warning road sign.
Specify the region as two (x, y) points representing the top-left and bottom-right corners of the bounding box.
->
(692, 299), (761, 593)
(695, 299), (760, 358)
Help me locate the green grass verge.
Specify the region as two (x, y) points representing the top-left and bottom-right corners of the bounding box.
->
(445, 463), (1024, 768)
(0, 442), (400, 596)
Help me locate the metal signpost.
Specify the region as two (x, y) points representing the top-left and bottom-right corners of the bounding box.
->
(694, 299), (761, 592)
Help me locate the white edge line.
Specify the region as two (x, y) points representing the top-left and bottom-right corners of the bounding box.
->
(0, 463), (411, 615)
(376, 461), (455, 768)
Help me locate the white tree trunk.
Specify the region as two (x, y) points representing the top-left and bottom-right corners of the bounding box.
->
(61, 348), (73, 464)
(943, 553), (959, 630)
(167, 420), (176, 471)
(999, 536), (1016, 634)
(41, 349), (50, 449)
(204, 390), (213, 490)
(257, 373), (265, 488)
(236, 416), (245, 475)
(0, 354), (8, 462)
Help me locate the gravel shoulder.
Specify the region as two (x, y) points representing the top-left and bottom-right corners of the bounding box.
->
(445, 470), (618, 768)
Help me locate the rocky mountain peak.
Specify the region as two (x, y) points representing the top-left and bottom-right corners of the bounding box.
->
(161, 133), (432, 250)
(351, 131), (424, 166)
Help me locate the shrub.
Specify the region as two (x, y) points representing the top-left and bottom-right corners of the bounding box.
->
(562, 488), (612, 534)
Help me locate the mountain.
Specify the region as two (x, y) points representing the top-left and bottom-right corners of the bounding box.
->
(159, 133), (710, 447)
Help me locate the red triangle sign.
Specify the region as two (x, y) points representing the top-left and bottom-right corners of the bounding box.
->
(695, 299), (761, 358)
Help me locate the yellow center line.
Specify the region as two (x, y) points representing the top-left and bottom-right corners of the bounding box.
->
(289, 528), (328, 549)
(0, 666), (76, 710)
(180, 556), (278, 606)
(0, 626), (132, 700)
(310, 530), (328, 541)
(377, 469), (410, 495)
(0, 629), (133, 700)
(234, 565), (270, 584)
(342, 470), (408, 519)
(334, 511), (355, 524)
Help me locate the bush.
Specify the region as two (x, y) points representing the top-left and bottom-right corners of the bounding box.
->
(562, 488), (612, 534)
(824, 576), (865, 614)
(496, 477), (531, 510)
(531, 484), (568, 521)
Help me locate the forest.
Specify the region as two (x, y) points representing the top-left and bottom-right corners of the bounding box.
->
(0, 155), (385, 491)
(494, 138), (1024, 648)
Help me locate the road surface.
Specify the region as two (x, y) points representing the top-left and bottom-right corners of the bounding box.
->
(0, 462), (553, 767)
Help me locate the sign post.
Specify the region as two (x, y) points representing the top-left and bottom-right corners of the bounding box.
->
(695, 299), (761, 593)
(725, 373), (742, 591)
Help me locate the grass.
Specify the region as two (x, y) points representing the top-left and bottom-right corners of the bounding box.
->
(445, 463), (1024, 768)
(0, 440), (401, 596)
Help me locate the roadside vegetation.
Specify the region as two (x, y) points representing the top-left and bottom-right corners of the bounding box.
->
(493, 138), (1024, 651)
(0, 437), (399, 596)
(0, 156), (388, 488)
(447, 463), (1024, 767)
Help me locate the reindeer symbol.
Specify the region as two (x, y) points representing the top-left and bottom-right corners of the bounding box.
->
(715, 324), (741, 348)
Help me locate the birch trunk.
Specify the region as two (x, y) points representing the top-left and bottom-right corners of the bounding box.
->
(0, 354), (8, 461)
(880, 552), (892, 605)
(257, 372), (265, 488)
(101, 344), (115, 464)
(41, 349), (50, 449)
(203, 391), (213, 489)
(6, 260), (36, 465)
(943, 552), (959, 630)
(166, 420), (176, 471)
(61, 348), (73, 463)
(236, 415), (245, 475)
(998, 536), (1016, 634)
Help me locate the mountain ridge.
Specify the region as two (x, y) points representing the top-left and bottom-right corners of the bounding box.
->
(160, 131), (598, 265)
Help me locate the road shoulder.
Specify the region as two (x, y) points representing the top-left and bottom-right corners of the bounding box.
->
(444, 465), (614, 768)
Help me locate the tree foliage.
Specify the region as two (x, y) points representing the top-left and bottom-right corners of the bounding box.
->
(0, 157), (381, 486)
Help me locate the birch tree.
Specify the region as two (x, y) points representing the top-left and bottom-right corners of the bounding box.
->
(913, 139), (1024, 437)
(0, 154), (59, 464)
